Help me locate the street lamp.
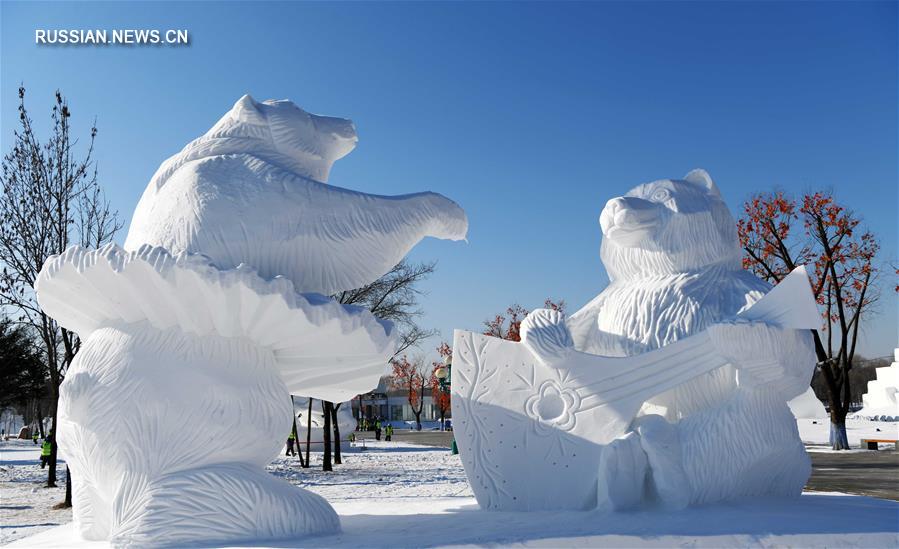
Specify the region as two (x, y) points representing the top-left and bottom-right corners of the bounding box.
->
(435, 354), (451, 392)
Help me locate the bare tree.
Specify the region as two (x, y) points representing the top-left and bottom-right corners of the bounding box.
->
(333, 260), (438, 356)
(0, 87), (122, 489)
(314, 260), (438, 466)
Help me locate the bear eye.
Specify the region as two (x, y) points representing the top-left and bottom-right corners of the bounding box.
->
(650, 188), (670, 202)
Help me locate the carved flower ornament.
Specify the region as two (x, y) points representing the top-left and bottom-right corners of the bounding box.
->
(524, 378), (581, 435)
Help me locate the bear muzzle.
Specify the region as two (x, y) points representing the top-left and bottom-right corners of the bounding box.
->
(599, 196), (661, 246)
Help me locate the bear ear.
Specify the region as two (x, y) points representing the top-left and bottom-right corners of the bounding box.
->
(683, 169), (721, 198)
(231, 94), (266, 125)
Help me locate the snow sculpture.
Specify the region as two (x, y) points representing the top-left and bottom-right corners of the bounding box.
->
(35, 97), (467, 546)
(452, 171), (818, 512)
(859, 349), (899, 421)
(126, 94), (468, 295)
(292, 397), (356, 451)
(789, 387), (827, 420)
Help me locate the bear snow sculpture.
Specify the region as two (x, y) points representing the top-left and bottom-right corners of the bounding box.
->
(449, 170), (817, 513)
(126, 94), (468, 296)
(36, 96), (468, 547)
(568, 170), (816, 508)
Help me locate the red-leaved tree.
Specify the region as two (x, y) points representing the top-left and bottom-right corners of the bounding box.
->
(484, 299), (565, 341)
(737, 191), (880, 449)
(389, 355), (428, 431)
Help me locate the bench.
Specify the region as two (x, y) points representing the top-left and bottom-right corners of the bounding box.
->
(860, 438), (899, 450)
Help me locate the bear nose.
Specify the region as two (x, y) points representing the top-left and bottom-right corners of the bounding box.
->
(599, 196), (658, 235)
(599, 198), (622, 235)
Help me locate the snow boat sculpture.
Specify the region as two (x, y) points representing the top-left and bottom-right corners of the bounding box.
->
(452, 171), (818, 512)
(35, 95), (467, 547)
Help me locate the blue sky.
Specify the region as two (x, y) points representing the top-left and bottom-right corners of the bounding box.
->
(2, 1), (896, 359)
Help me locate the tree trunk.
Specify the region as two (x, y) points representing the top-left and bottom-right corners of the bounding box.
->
(331, 403), (342, 465)
(321, 401), (332, 472)
(413, 411), (422, 431)
(35, 399), (45, 438)
(331, 403), (342, 464)
(291, 396), (306, 468)
(47, 390), (58, 487)
(63, 465), (72, 507)
(831, 361), (853, 450)
(829, 408), (850, 450)
(304, 398), (313, 468)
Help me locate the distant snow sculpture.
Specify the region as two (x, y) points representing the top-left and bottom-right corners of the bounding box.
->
(451, 171), (818, 512)
(35, 96), (467, 546)
(292, 396), (356, 451)
(858, 350), (899, 421)
(788, 387), (827, 420)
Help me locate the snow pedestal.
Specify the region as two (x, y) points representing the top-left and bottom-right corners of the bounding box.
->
(859, 350), (899, 421)
(34, 96), (468, 547)
(451, 171), (819, 513)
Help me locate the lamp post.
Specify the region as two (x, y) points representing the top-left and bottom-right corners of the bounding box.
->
(435, 355), (451, 392)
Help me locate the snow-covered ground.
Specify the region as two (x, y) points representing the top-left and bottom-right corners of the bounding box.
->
(4, 426), (899, 548)
(797, 416), (899, 452)
(0, 439), (70, 545)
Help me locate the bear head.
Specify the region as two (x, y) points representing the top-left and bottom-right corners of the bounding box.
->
(204, 94), (358, 183)
(599, 169), (741, 281)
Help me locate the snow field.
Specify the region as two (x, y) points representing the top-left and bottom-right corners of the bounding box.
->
(4, 428), (899, 548)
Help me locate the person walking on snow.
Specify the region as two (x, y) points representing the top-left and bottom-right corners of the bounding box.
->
(375, 419), (382, 441)
(40, 434), (53, 468)
(285, 431), (296, 456)
(385, 424), (393, 441)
